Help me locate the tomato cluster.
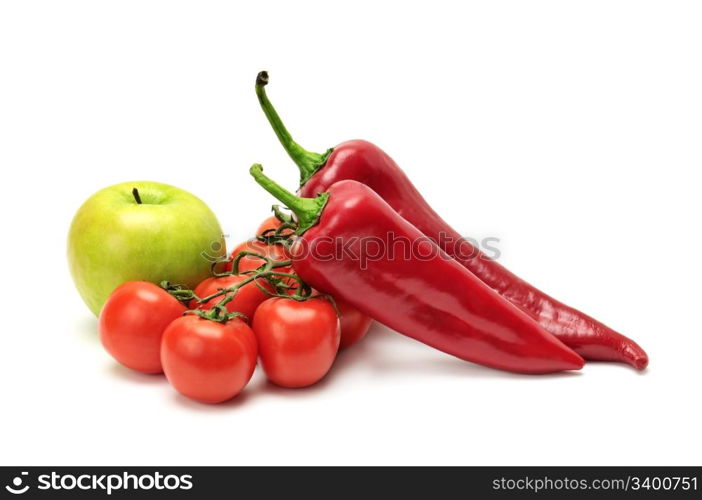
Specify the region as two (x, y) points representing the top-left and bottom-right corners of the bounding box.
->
(98, 215), (372, 404)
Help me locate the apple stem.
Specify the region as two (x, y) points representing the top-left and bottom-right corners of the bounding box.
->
(132, 187), (143, 204)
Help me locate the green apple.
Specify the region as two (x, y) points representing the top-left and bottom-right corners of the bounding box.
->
(68, 181), (225, 316)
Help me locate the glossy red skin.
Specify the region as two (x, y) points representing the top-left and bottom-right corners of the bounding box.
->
(224, 239), (290, 274)
(299, 140), (648, 370)
(99, 281), (186, 374)
(161, 315), (257, 403)
(336, 299), (372, 349)
(277, 288), (370, 347)
(290, 180), (584, 374)
(252, 297), (340, 387)
(192, 274), (272, 322)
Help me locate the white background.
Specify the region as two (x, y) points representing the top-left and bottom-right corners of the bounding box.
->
(1, 1), (700, 466)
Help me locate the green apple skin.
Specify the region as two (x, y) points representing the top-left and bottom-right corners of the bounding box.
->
(68, 181), (225, 316)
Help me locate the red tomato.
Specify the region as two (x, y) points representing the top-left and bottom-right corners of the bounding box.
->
(336, 299), (372, 349)
(99, 281), (186, 374)
(257, 216), (282, 235)
(257, 216), (294, 237)
(192, 274), (271, 322)
(225, 239), (289, 274)
(252, 297), (340, 388)
(161, 315), (257, 403)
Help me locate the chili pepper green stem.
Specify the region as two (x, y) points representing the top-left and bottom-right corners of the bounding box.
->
(249, 164), (329, 234)
(255, 71), (332, 186)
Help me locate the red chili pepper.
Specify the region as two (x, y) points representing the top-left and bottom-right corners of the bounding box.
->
(255, 72), (648, 370)
(249, 164), (584, 374)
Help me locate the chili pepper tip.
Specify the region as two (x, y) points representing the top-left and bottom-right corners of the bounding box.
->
(256, 71), (269, 87)
(632, 352), (649, 371)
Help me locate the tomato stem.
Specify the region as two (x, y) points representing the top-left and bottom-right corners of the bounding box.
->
(197, 256), (292, 304)
(272, 205), (293, 225)
(160, 281), (199, 305)
(257, 215), (296, 244)
(186, 246), (324, 322)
